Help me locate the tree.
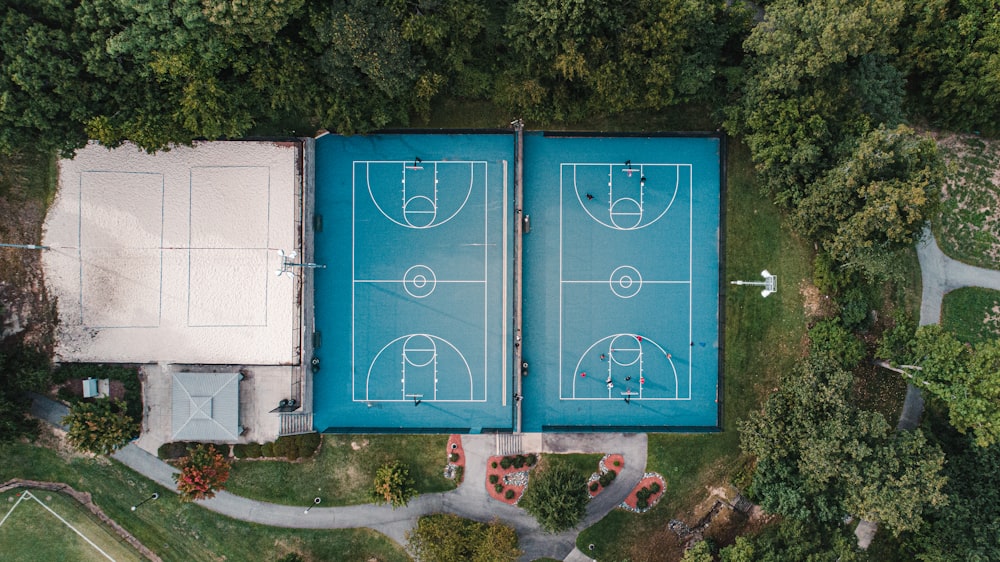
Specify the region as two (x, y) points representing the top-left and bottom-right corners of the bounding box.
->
(808, 319), (864, 369)
(62, 398), (137, 455)
(898, 0), (1000, 135)
(406, 514), (522, 562)
(729, 0), (906, 206)
(741, 355), (947, 533)
(910, 325), (1000, 447)
(174, 443), (231, 502)
(719, 519), (862, 562)
(791, 125), (943, 279)
(909, 424), (1000, 561)
(681, 539), (715, 562)
(519, 462), (589, 532)
(370, 460), (417, 509)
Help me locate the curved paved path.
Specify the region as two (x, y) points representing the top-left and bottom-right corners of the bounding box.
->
(29, 393), (642, 561)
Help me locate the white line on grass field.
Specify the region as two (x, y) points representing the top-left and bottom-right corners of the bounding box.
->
(16, 491), (116, 561)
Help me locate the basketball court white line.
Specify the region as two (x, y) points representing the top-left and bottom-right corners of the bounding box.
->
(559, 160), (697, 401)
(502, 160), (508, 406)
(353, 159), (493, 404)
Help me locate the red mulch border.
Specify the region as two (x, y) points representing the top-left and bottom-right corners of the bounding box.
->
(447, 435), (465, 484)
(485, 454), (537, 505)
(588, 453), (626, 498)
(621, 473), (667, 512)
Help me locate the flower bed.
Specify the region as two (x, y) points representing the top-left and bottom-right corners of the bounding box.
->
(588, 453), (625, 498)
(445, 435), (465, 483)
(485, 453), (537, 505)
(620, 472), (666, 513)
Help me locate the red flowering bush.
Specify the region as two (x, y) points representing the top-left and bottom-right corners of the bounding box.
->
(173, 444), (231, 502)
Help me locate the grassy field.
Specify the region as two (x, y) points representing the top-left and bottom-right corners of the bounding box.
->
(0, 442), (409, 562)
(577, 139), (815, 560)
(941, 287), (1000, 345)
(934, 133), (1000, 270)
(0, 488), (145, 562)
(227, 434), (455, 506)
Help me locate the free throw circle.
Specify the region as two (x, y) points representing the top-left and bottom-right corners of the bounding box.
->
(610, 265), (643, 298)
(403, 265), (437, 298)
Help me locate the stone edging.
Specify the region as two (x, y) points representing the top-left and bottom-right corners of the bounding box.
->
(0, 478), (162, 562)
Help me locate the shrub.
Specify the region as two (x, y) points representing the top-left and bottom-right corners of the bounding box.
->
(158, 441), (190, 460)
(300, 433), (322, 455)
(244, 442), (262, 458)
(62, 398), (138, 455)
(490, 474), (499, 484)
(505, 489), (515, 500)
(637, 487), (650, 500)
(839, 286), (870, 330)
(526, 453), (537, 466)
(286, 447), (300, 461)
(599, 470), (617, 487)
(809, 319), (865, 369)
(261, 442), (275, 457)
(174, 444), (230, 502)
(589, 482), (600, 492)
(449, 453), (459, 462)
(636, 496), (648, 509)
(273, 436), (293, 457)
(491, 461), (498, 469)
(650, 482), (661, 494)
(370, 461), (417, 509)
(520, 463), (589, 532)
(500, 457), (512, 469)
(512, 455), (526, 468)
(232, 444), (248, 459)
(613, 460), (621, 467)
(495, 484), (504, 493)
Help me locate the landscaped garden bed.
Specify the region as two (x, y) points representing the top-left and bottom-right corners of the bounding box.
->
(485, 453), (538, 504)
(620, 472), (666, 513)
(588, 453), (624, 498)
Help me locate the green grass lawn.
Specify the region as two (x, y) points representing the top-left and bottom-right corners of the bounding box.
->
(227, 434), (455, 507)
(941, 287), (1000, 345)
(0, 442), (410, 562)
(0, 489), (145, 562)
(934, 133), (1000, 270)
(577, 139), (814, 560)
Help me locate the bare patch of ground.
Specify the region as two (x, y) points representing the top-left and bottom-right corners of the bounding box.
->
(800, 280), (837, 320)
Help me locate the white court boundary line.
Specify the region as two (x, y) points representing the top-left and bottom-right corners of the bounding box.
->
(363, 160), (478, 230)
(352, 160), (492, 403)
(567, 163), (689, 231)
(0, 490), (116, 561)
(559, 162), (694, 401)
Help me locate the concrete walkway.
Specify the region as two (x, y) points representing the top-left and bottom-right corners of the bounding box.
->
(29, 392), (644, 561)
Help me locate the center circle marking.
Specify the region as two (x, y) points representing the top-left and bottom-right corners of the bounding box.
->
(610, 266), (642, 298)
(403, 265), (437, 298)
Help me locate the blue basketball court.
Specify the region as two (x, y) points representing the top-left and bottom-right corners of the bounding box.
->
(520, 133), (721, 431)
(313, 132), (515, 432)
(311, 131), (721, 433)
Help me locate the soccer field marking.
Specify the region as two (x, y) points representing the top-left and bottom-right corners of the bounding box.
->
(1, 491), (117, 561)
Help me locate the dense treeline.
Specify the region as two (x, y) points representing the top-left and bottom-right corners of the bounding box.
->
(0, 0), (747, 155)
